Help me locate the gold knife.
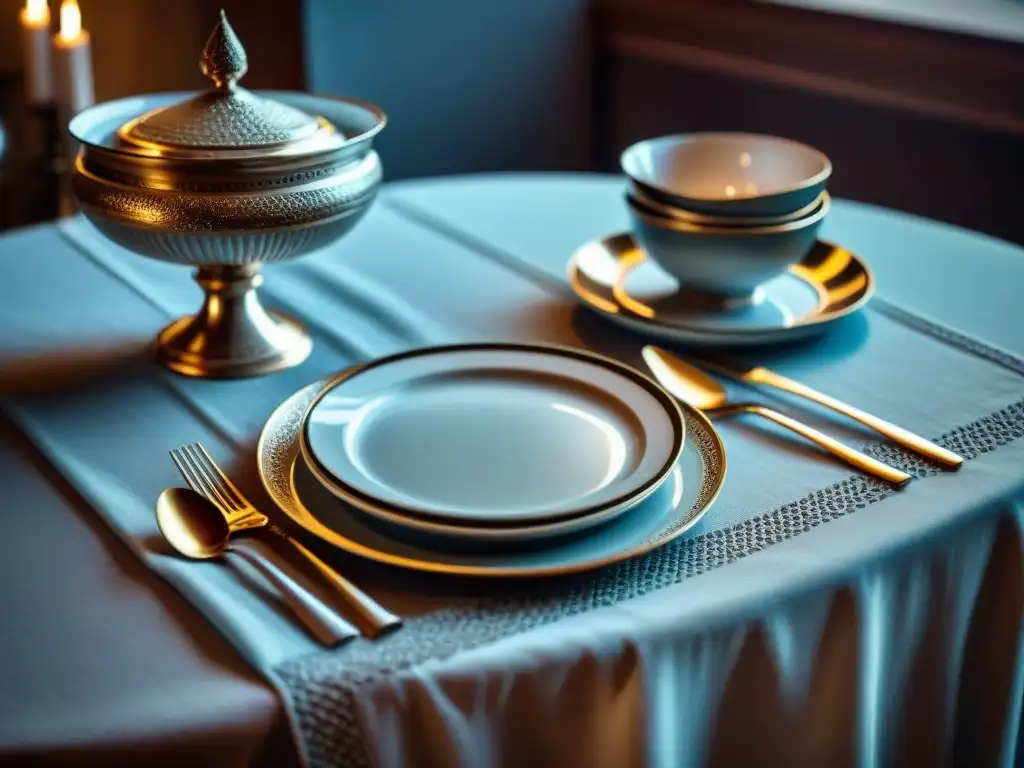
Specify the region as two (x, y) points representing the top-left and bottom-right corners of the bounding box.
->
(694, 356), (962, 469)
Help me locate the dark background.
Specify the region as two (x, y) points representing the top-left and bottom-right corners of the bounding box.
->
(0, 0), (1021, 242)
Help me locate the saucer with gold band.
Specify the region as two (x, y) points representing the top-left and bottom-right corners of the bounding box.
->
(568, 233), (874, 347)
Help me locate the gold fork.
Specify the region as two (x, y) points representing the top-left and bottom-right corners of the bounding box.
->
(170, 442), (402, 639)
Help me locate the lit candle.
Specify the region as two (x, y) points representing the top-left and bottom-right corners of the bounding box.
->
(20, 0), (53, 105)
(52, 0), (94, 118)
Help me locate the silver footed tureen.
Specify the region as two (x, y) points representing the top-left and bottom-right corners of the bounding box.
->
(69, 11), (386, 378)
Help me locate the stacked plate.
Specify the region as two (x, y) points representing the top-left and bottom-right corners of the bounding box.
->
(257, 344), (727, 577)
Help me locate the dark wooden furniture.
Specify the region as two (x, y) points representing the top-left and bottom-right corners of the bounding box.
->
(0, 75), (60, 232)
(592, 0), (1024, 243)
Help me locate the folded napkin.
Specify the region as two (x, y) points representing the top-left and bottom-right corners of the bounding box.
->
(0, 209), (1022, 767)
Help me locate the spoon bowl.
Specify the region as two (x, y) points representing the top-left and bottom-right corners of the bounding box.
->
(641, 349), (729, 411)
(156, 487), (231, 560)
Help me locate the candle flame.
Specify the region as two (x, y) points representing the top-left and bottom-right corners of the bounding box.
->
(22, 0), (50, 25)
(59, 0), (81, 42)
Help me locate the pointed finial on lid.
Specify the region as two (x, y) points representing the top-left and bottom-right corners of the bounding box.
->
(200, 9), (248, 91)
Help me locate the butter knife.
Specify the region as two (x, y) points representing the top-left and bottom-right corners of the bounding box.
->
(694, 357), (962, 469)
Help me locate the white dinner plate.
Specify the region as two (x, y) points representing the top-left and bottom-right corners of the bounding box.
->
(300, 344), (685, 529)
(258, 376), (727, 577)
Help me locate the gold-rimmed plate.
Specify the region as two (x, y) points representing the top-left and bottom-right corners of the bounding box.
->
(299, 344), (685, 531)
(257, 372), (726, 578)
(568, 234), (873, 346)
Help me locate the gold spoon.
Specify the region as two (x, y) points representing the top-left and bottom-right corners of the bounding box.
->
(156, 487), (359, 647)
(642, 346), (911, 487)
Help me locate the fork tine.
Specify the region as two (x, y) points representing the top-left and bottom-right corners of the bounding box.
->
(193, 443), (246, 505)
(172, 448), (260, 527)
(172, 447), (230, 513)
(186, 444), (241, 509)
(181, 444), (236, 512)
(177, 448), (225, 508)
(170, 449), (207, 497)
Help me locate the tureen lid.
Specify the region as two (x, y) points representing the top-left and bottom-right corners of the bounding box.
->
(115, 11), (340, 155)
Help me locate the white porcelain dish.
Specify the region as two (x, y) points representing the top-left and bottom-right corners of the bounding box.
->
(301, 344), (685, 529)
(626, 191), (830, 302)
(621, 133), (832, 217)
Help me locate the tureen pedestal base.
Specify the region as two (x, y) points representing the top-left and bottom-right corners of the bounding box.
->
(157, 264), (312, 378)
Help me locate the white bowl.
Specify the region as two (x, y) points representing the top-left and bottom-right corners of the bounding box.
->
(627, 191), (830, 302)
(622, 133), (831, 217)
(628, 184), (825, 227)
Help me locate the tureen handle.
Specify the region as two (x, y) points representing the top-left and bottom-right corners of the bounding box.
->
(200, 9), (248, 91)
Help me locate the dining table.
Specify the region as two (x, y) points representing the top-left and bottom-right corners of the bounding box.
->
(1, 172), (1023, 768)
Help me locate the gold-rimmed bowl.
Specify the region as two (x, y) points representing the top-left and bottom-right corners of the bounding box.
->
(622, 133), (831, 218)
(628, 184), (826, 227)
(626, 191), (831, 303)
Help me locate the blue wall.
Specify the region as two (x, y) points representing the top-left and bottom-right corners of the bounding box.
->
(304, 0), (593, 180)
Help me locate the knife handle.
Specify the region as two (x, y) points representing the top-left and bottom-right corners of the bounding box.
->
(285, 535), (402, 639)
(723, 403), (912, 487)
(227, 546), (360, 647)
(751, 369), (962, 469)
